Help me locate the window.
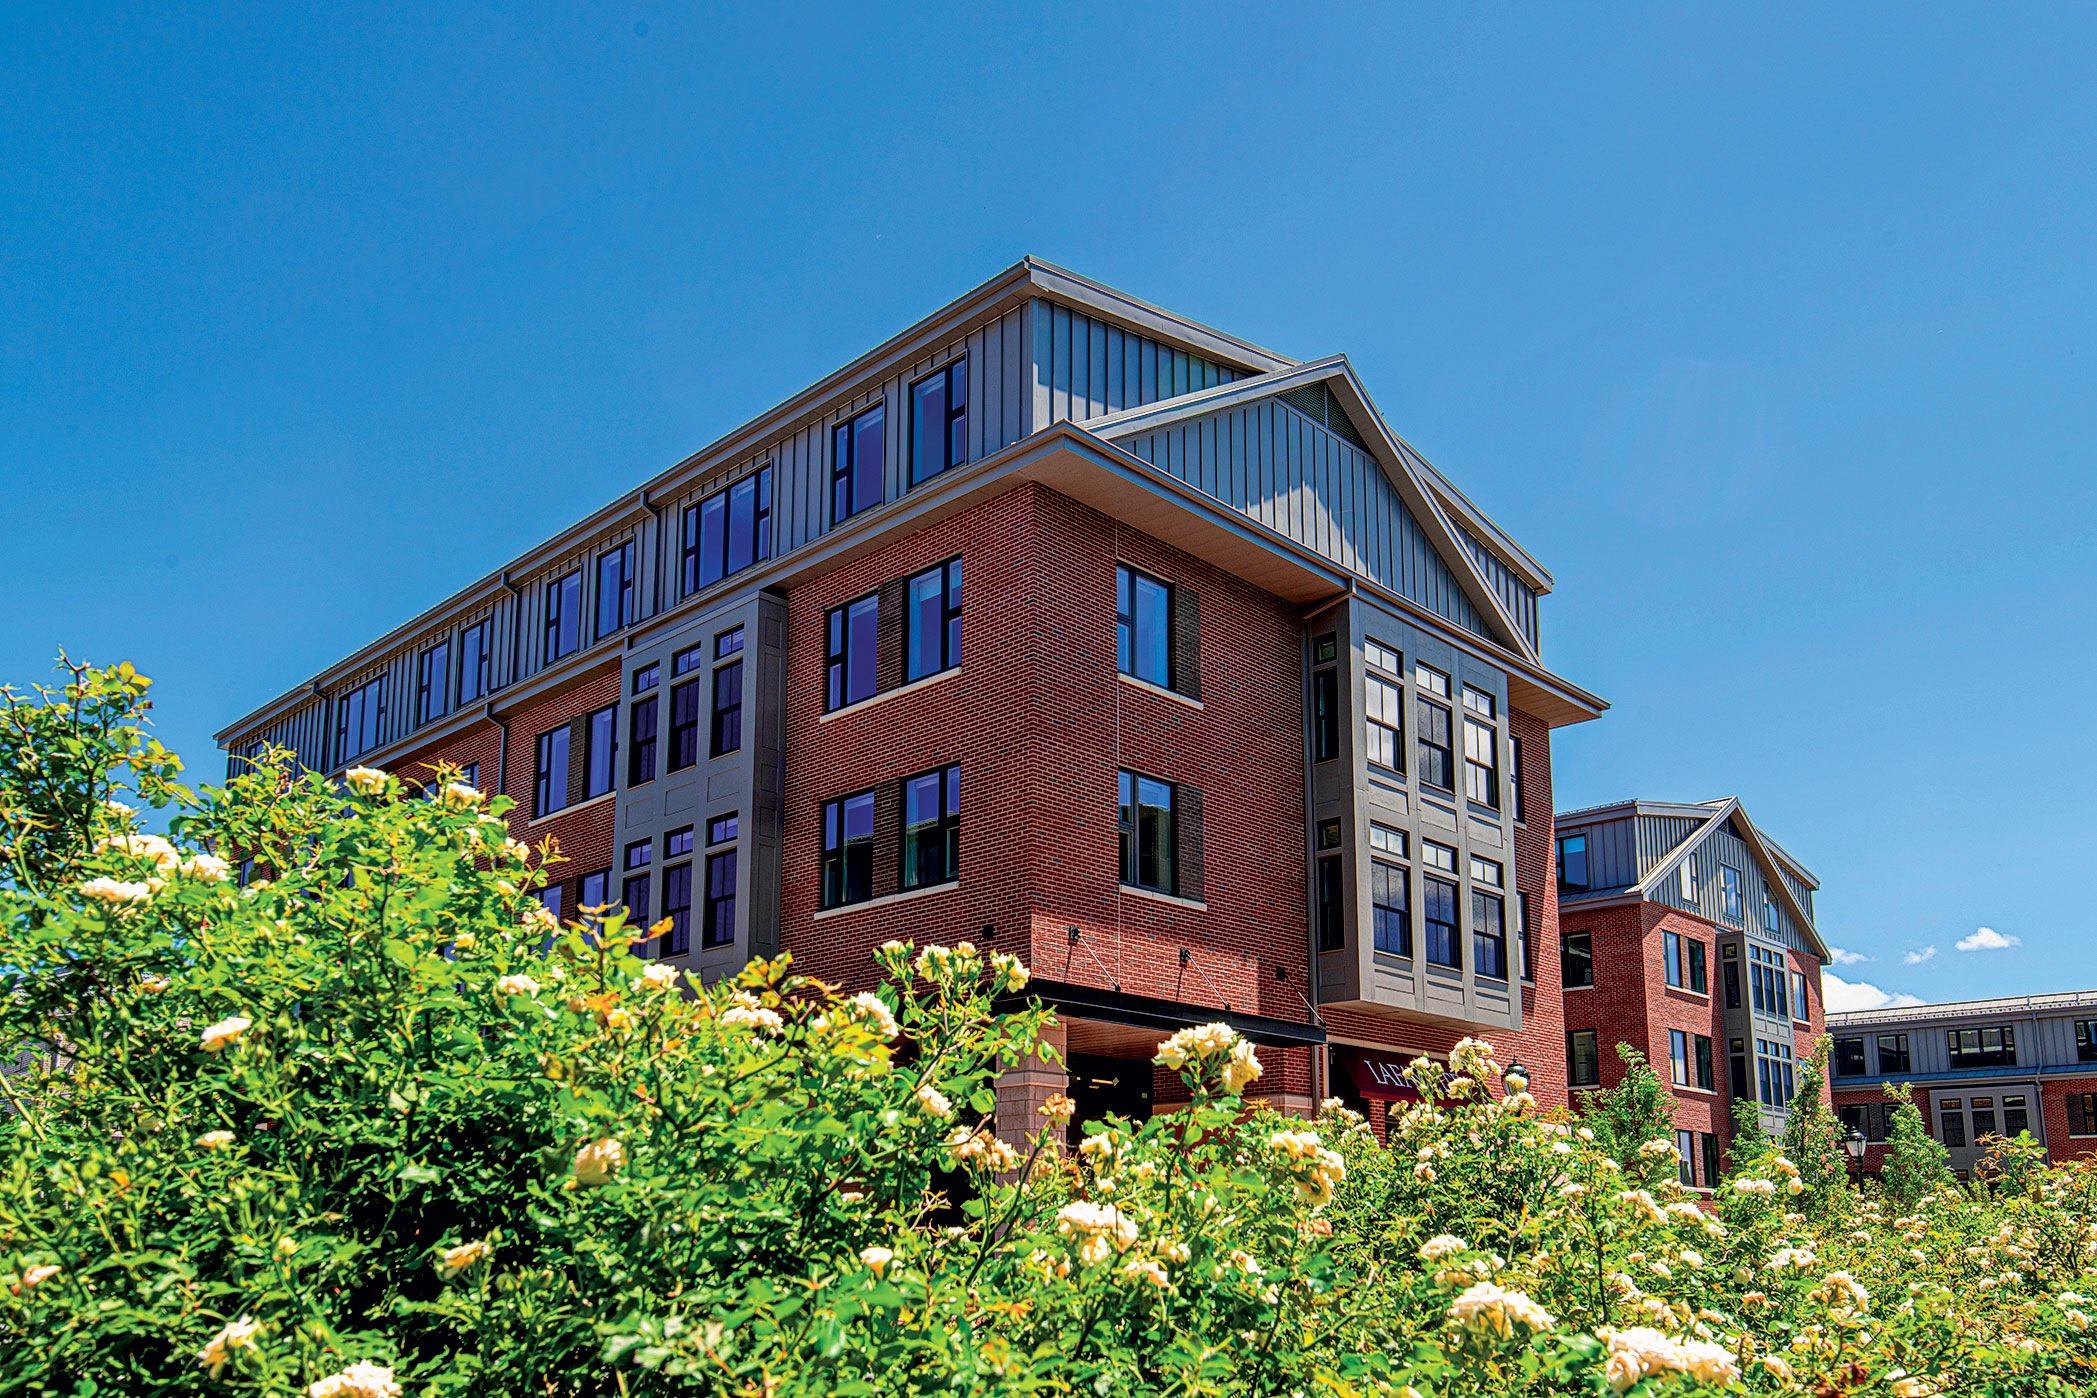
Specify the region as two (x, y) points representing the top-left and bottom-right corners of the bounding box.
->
(1669, 1029), (1690, 1087)
(1840, 1103), (1894, 1143)
(661, 861), (691, 957)
(1724, 958), (1741, 1010)
(673, 644), (704, 678)
(827, 594), (879, 710)
(1415, 680), (1453, 791)
(596, 540), (635, 640)
(902, 765), (960, 890)
(1117, 771), (1175, 895)
(2079, 1020), (2097, 1063)
(1940, 1101), (1966, 1148)
(626, 838), (653, 870)
(832, 404), (884, 524)
(2003, 1094), (2029, 1140)
(456, 620), (490, 706)
(1415, 663), (1449, 700)
(1720, 865), (1744, 923)
(1365, 641), (1403, 772)
(703, 823), (737, 951)
(1461, 683), (1495, 720)
(2068, 1093), (2097, 1137)
(1116, 566), (1171, 689)
(536, 884), (563, 927)
(1317, 819), (1342, 851)
(1970, 1097), (1998, 1141)
(1423, 874), (1460, 970)
(821, 791), (876, 909)
(717, 626), (743, 660)
(1568, 1030), (1600, 1088)
(667, 824), (691, 855)
(417, 639), (451, 724)
(1371, 859), (1409, 956)
(1695, 1034), (1715, 1091)
(1678, 863), (1698, 904)
(683, 466), (775, 595)
(1557, 833), (1588, 889)
(533, 726), (569, 818)
(1675, 1129), (1696, 1187)
(1461, 695), (1498, 808)
(711, 659), (743, 757)
(1689, 939), (1708, 994)
(1518, 893), (1534, 982)
(584, 705), (616, 800)
(1472, 888), (1506, 981)
(669, 677), (701, 771)
(1562, 929), (1594, 988)
(579, 868), (613, 927)
(628, 693), (658, 786)
(1317, 856), (1345, 952)
(634, 663), (660, 694)
(1833, 1038), (1868, 1078)
(1730, 1039), (1750, 1100)
(622, 868), (651, 942)
(1756, 1038), (1795, 1108)
(906, 558), (962, 681)
(1509, 735), (1525, 823)
(1947, 1025), (2017, 1069)
(1792, 971), (1810, 1023)
(1368, 822), (1407, 858)
(336, 674), (387, 764)
(1700, 1133), (1721, 1191)
(1750, 944), (1790, 1019)
(543, 570), (583, 664)
(1877, 1034), (1911, 1074)
(910, 358), (967, 486)
(1311, 635), (1340, 763)
(1664, 931), (1684, 989)
(1763, 890), (1780, 936)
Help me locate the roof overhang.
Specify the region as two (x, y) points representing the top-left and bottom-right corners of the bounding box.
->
(1004, 977), (1327, 1050)
(1630, 798), (1829, 961)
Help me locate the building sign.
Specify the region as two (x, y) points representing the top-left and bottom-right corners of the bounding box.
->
(1338, 1046), (1447, 1102)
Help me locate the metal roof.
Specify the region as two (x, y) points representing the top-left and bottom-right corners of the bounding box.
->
(1828, 988), (2097, 1027)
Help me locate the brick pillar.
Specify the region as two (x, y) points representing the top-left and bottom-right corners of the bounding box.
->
(995, 1019), (1068, 1150)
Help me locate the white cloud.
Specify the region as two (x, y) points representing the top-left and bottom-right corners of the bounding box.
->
(1902, 946), (1937, 965)
(1955, 927), (2020, 952)
(1822, 973), (1927, 1014)
(1828, 946), (1868, 966)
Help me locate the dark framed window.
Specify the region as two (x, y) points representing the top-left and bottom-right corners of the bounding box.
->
(1669, 1029), (1691, 1087)
(1664, 931), (1684, 988)
(1316, 855), (1345, 952)
(1518, 892), (1534, 982)
(543, 570), (583, 664)
(711, 660), (743, 757)
(669, 678), (701, 771)
(1750, 944), (1790, 1019)
(537, 885), (563, 926)
(1472, 888), (1506, 981)
(1877, 1033), (1911, 1074)
(1724, 958), (1741, 1009)
(1562, 929), (1594, 988)
(661, 861), (691, 956)
(1947, 1025), (2016, 1069)
(682, 466), (775, 596)
(827, 594), (879, 710)
(628, 694), (658, 786)
(1509, 735), (1526, 823)
(533, 726), (569, 819)
(906, 558), (962, 681)
(2068, 1093), (2097, 1137)
(717, 626), (743, 660)
(909, 357), (967, 486)
(1700, 1133), (1721, 1190)
(579, 868), (613, 926)
(1461, 690), (1498, 808)
(2078, 1021), (2097, 1063)
(1940, 1102), (1966, 1148)
(1115, 565), (1172, 689)
(633, 663), (659, 694)
(1365, 639), (1403, 772)
(336, 674), (387, 764)
(417, 639), (451, 724)
(1568, 1029), (1600, 1088)
(456, 619), (490, 706)
(584, 705), (616, 800)
(1371, 860), (1409, 956)
(821, 790), (876, 909)
(1689, 939), (1708, 994)
(672, 644), (704, 679)
(2003, 1095), (2029, 1140)
(703, 846), (737, 950)
(1730, 1039), (1750, 1100)
(1720, 865), (1744, 923)
(1971, 1097), (1998, 1141)
(1557, 832), (1589, 890)
(1792, 970), (1811, 1023)
(1756, 1038), (1795, 1107)
(1317, 819), (1342, 851)
(1763, 890), (1781, 936)
(1423, 874), (1460, 970)
(596, 539), (635, 641)
(621, 869), (651, 941)
(1676, 1128), (1696, 1186)
(666, 826), (693, 858)
(1833, 1037), (1868, 1077)
(1415, 692), (1454, 792)
(1117, 770), (1176, 895)
(625, 838), (653, 870)
(1311, 648), (1340, 764)
(901, 765), (960, 890)
(1695, 1034), (1715, 1091)
(832, 404), (885, 525)
(708, 813), (738, 845)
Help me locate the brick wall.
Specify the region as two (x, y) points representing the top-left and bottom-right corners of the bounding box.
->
(2042, 1076), (2097, 1161)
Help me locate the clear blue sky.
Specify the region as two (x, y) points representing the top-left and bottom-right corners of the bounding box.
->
(7, 5), (2093, 1009)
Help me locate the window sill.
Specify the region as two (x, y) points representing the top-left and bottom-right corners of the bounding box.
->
(1664, 986), (1711, 1002)
(1563, 983), (1596, 992)
(529, 790), (616, 827)
(1117, 672), (1202, 710)
(819, 666), (960, 723)
(813, 879), (958, 921)
(1118, 884), (1207, 912)
(1671, 1085), (1724, 1099)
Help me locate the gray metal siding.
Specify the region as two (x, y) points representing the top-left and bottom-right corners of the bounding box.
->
(1120, 398), (1492, 643)
(1035, 299), (1240, 426)
(1562, 816), (1637, 892)
(226, 697), (330, 778)
(1635, 815), (1704, 879)
(1456, 526), (1540, 652)
(1644, 816), (1815, 955)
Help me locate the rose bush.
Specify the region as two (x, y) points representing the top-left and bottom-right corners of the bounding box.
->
(2, 660), (2095, 1395)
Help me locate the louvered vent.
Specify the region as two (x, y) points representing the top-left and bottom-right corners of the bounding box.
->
(1277, 382), (1369, 451)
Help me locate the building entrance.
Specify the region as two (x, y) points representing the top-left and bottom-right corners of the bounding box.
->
(1065, 1051), (1155, 1145)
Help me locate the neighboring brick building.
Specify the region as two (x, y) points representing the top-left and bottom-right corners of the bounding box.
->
(1550, 798), (1829, 1189)
(216, 259), (1608, 1139)
(1829, 991), (2097, 1178)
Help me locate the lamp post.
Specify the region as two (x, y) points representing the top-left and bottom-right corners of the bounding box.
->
(1843, 1126), (1867, 1192)
(1503, 1060), (1530, 1096)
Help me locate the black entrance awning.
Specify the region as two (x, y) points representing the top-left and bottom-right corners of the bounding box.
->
(999, 978), (1327, 1049)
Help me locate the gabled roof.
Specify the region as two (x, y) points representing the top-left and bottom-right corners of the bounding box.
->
(1574, 797), (1826, 960)
(1079, 355), (1543, 666)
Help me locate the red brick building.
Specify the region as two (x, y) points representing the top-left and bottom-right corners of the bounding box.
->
(216, 260), (1607, 1138)
(1829, 992), (2097, 1178)
(1550, 799), (1828, 1188)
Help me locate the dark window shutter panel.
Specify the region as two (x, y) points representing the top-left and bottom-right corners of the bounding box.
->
(875, 577), (907, 694)
(1172, 584), (1201, 700)
(1178, 783), (1205, 903)
(871, 780), (902, 902)
(566, 716), (590, 808)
